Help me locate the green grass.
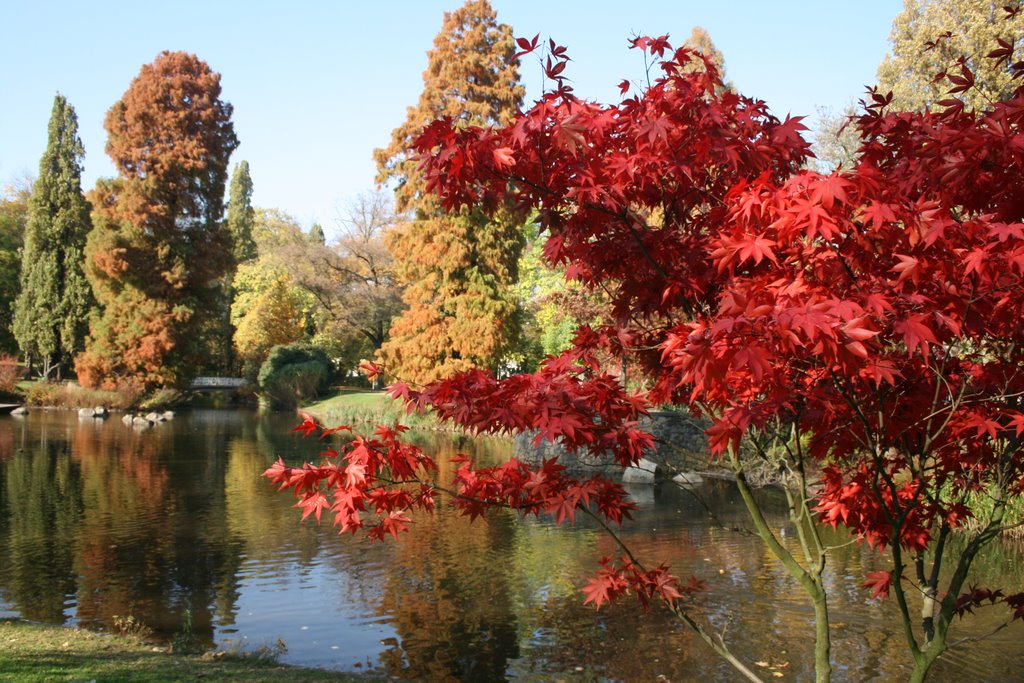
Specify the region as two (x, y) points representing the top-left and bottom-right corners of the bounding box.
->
(302, 388), (440, 430)
(0, 620), (380, 682)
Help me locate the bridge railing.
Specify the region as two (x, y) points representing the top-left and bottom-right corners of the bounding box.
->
(190, 377), (251, 390)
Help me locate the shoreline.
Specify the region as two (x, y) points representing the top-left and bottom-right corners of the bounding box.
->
(0, 619), (382, 682)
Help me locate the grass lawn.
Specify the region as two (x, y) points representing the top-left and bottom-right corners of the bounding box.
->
(302, 388), (437, 429)
(0, 620), (380, 682)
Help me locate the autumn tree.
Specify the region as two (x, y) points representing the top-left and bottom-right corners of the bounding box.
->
(230, 208), (318, 378)
(281, 191), (404, 372)
(512, 222), (610, 370)
(878, 0), (1024, 111)
(680, 26), (733, 91)
(268, 27), (1024, 683)
(374, 0), (525, 384)
(12, 95), (95, 379)
(812, 103), (862, 171)
(233, 275), (306, 378)
(77, 51), (238, 390)
(0, 179), (30, 355)
(817, 3), (1023, 173)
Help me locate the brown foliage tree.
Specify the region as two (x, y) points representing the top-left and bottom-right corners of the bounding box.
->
(374, 0), (525, 384)
(283, 191), (404, 363)
(78, 51), (238, 390)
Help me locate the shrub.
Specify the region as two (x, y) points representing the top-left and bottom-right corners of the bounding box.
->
(0, 354), (25, 395)
(258, 343), (332, 409)
(139, 387), (185, 410)
(23, 381), (65, 407)
(23, 379), (143, 409)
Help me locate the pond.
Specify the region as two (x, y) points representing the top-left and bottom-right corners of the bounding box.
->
(0, 409), (1021, 681)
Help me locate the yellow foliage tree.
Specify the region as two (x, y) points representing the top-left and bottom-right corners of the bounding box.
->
(878, 0), (1024, 111)
(233, 275), (305, 377)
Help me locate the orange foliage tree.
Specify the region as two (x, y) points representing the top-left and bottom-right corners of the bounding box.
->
(77, 51), (238, 390)
(375, 0), (525, 384)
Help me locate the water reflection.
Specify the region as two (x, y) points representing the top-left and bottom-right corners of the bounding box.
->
(0, 410), (1022, 681)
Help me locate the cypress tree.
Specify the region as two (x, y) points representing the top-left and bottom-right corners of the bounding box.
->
(374, 0), (524, 384)
(308, 223), (326, 245)
(227, 160), (256, 264)
(13, 94), (94, 379)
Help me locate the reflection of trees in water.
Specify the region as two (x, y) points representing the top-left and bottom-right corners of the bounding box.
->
(3, 414), (1023, 678)
(369, 433), (521, 681)
(71, 417), (201, 640)
(0, 418), (15, 462)
(0, 416), (81, 622)
(0, 412), (252, 647)
(222, 434), (320, 555)
(217, 412), (363, 629)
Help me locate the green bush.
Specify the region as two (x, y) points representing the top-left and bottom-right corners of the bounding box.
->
(258, 343), (332, 409)
(139, 387), (186, 410)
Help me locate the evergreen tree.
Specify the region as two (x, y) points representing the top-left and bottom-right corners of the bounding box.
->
(877, 0), (1024, 111)
(227, 160), (256, 264)
(13, 95), (94, 378)
(213, 160), (256, 375)
(0, 181), (30, 355)
(77, 52), (238, 390)
(308, 223), (325, 245)
(374, 0), (524, 384)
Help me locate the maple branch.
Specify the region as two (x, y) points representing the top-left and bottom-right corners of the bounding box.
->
(830, 241), (862, 289)
(729, 449), (801, 571)
(821, 536), (862, 552)
(948, 620), (1011, 650)
(748, 426), (822, 570)
(888, 543), (923, 658)
(729, 444), (834, 682)
(828, 370), (881, 454)
(792, 420), (828, 573)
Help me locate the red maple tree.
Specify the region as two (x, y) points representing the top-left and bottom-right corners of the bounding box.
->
(267, 26), (1024, 683)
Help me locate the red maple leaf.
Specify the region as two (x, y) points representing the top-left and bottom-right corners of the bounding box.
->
(863, 570), (894, 601)
(291, 413), (319, 437)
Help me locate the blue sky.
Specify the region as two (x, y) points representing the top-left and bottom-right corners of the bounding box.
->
(1, 1), (902, 237)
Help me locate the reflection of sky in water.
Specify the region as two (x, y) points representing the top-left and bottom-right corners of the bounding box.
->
(223, 554), (397, 671)
(0, 409), (1022, 681)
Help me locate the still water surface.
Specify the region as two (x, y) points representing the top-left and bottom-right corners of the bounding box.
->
(0, 409), (1022, 681)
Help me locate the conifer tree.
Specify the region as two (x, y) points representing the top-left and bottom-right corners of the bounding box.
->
(681, 26), (732, 90)
(374, 0), (524, 384)
(308, 223), (325, 245)
(213, 160), (257, 374)
(227, 160), (256, 264)
(0, 181), (30, 355)
(13, 94), (94, 379)
(77, 52), (238, 390)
